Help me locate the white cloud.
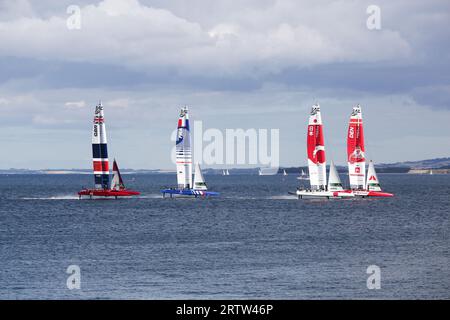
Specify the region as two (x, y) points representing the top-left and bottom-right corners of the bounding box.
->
(0, 0), (413, 76)
(64, 100), (86, 109)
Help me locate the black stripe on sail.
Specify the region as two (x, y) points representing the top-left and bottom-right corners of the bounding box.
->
(95, 174), (109, 190)
(92, 143), (108, 159)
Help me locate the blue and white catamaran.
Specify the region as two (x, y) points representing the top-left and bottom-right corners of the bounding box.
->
(161, 107), (219, 198)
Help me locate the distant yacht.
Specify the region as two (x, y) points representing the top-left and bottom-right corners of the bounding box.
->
(283, 169), (288, 176)
(297, 169), (309, 180)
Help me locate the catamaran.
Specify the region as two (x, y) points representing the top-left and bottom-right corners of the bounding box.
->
(78, 102), (140, 199)
(295, 104), (354, 199)
(161, 107), (219, 198)
(346, 104), (393, 197)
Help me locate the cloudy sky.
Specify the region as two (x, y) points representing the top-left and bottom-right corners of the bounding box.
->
(0, 0), (449, 169)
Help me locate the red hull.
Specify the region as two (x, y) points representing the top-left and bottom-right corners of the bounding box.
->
(367, 191), (394, 197)
(354, 190), (394, 197)
(78, 189), (140, 197)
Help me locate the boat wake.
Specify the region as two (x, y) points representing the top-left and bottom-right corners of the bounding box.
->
(268, 195), (298, 200)
(22, 194), (79, 200)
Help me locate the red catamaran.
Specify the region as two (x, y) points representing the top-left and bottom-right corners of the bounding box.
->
(296, 104), (354, 199)
(78, 102), (140, 199)
(346, 104), (393, 197)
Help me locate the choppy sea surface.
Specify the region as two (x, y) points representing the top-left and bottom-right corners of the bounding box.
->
(0, 173), (449, 299)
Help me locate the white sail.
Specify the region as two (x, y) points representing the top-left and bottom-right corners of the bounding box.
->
(193, 162), (207, 190)
(283, 169), (287, 176)
(327, 161), (344, 191)
(176, 107), (192, 189)
(366, 161), (382, 191)
(226, 169), (230, 175)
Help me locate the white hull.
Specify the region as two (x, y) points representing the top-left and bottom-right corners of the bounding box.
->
(296, 189), (354, 199)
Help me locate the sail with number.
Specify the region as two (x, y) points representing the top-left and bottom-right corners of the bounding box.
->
(176, 107), (192, 189)
(307, 104), (327, 190)
(347, 104), (366, 189)
(92, 101), (109, 190)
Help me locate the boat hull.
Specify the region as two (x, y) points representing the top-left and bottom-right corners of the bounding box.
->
(161, 189), (219, 197)
(353, 190), (394, 197)
(296, 190), (354, 199)
(78, 189), (140, 198)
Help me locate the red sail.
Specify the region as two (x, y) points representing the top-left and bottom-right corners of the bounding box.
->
(307, 124), (326, 164)
(306, 104), (327, 189)
(347, 104), (366, 189)
(112, 159), (125, 190)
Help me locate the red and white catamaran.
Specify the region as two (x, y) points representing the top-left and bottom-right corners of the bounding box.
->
(296, 104), (354, 199)
(78, 102), (140, 199)
(346, 104), (393, 197)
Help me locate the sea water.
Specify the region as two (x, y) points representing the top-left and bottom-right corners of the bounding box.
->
(0, 173), (449, 299)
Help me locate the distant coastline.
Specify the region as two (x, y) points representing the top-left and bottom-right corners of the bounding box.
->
(1, 157), (449, 175)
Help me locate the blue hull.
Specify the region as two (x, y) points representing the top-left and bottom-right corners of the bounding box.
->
(161, 189), (219, 197)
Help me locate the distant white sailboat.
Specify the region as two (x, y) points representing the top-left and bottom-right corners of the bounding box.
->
(297, 169), (309, 180)
(226, 169), (230, 176)
(283, 169), (288, 176)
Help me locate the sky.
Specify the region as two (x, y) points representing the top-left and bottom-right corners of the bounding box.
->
(0, 0), (449, 169)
